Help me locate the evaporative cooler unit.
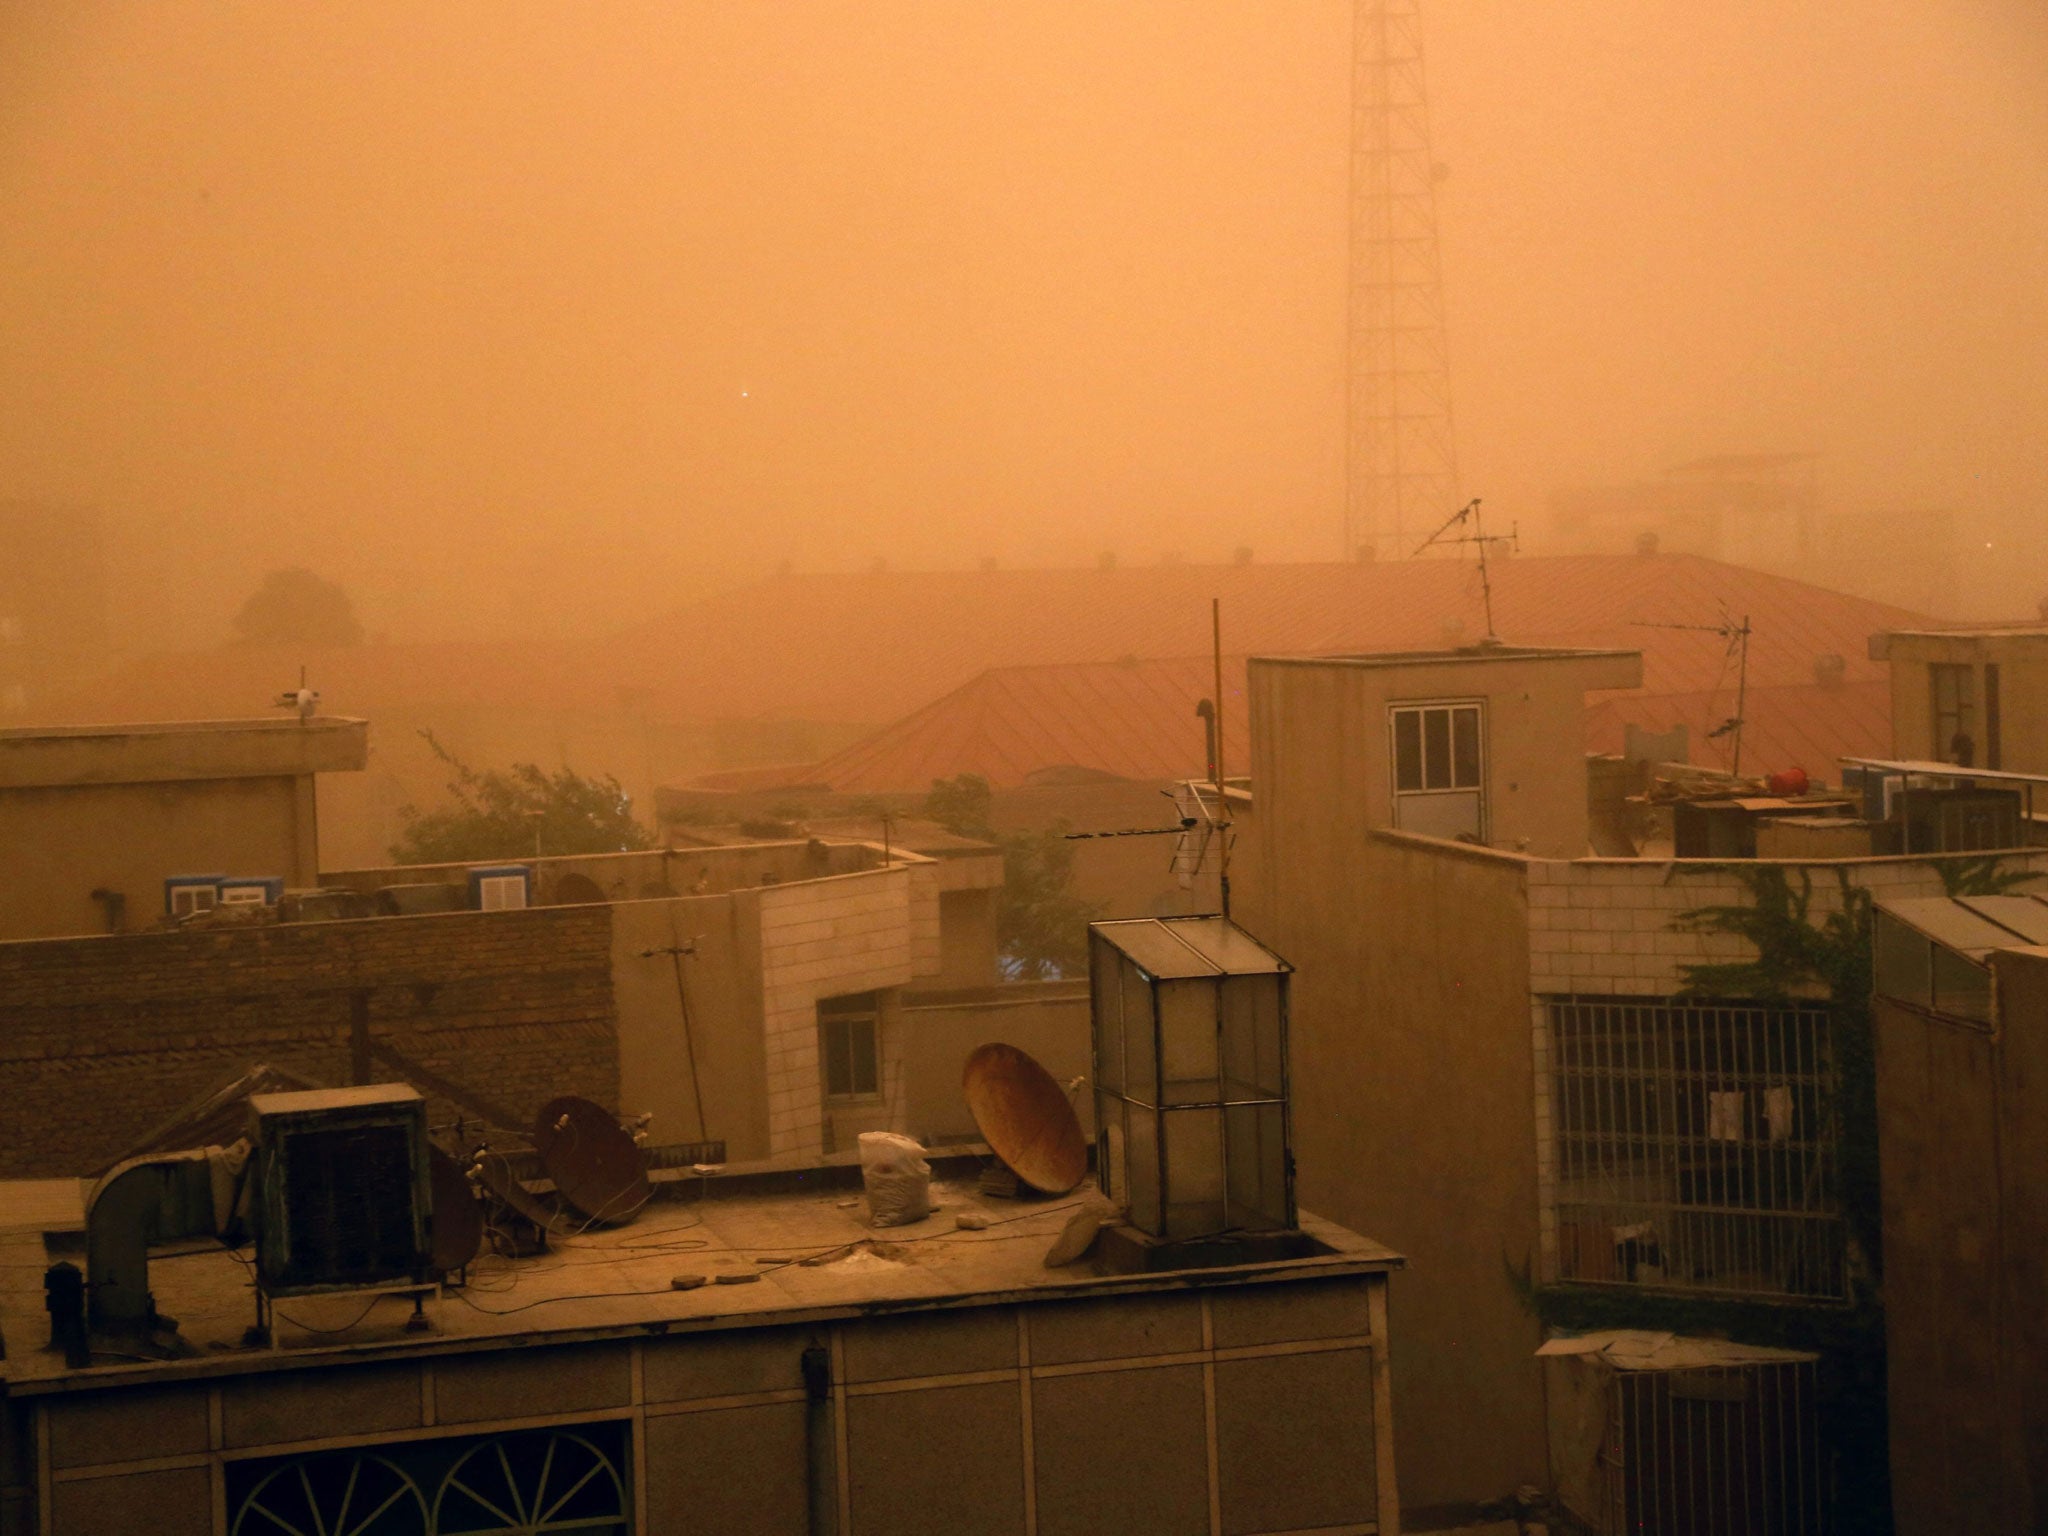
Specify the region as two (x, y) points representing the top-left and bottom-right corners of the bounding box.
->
(248, 1085), (431, 1297)
(1544, 1333), (1826, 1536)
(1087, 916), (1294, 1242)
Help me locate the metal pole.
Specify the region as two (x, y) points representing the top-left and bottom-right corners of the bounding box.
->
(1732, 615), (1752, 778)
(1213, 597), (1231, 921)
(664, 931), (710, 1141)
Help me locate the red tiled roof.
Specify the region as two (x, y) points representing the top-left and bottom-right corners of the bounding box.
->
(657, 554), (1925, 792)
(608, 552), (1926, 727)
(767, 656), (1253, 793)
(713, 660), (1891, 797)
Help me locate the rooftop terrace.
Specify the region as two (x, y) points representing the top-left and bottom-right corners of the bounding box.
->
(0, 1159), (1396, 1398)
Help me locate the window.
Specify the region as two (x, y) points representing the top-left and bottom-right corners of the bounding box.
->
(1931, 663), (1975, 765)
(228, 1422), (629, 1534)
(1545, 996), (1845, 1301)
(820, 991), (880, 1100)
(1389, 701), (1485, 840)
(169, 884), (218, 918)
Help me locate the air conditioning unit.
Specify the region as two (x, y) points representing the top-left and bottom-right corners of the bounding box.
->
(469, 864), (531, 911)
(1545, 1335), (1826, 1536)
(164, 874), (225, 918)
(248, 1085), (431, 1297)
(219, 877), (284, 907)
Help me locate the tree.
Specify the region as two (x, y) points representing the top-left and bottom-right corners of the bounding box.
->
(232, 567), (364, 647)
(390, 734), (654, 865)
(923, 773), (1099, 980)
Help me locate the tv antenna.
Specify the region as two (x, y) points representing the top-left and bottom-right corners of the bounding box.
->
(1632, 611), (1753, 776)
(272, 664), (319, 723)
(1063, 599), (1236, 918)
(1414, 498), (1516, 641)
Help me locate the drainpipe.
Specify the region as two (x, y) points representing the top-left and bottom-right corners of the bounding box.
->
(803, 1345), (834, 1535)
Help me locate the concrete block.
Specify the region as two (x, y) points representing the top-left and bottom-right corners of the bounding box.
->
(1215, 1349), (1376, 1534)
(223, 1362), (423, 1450)
(645, 1402), (810, 1535)
(1027, 1293), (1201, 1365)
(49, 1384), (210, 1468)
(1033, 1366), (1208, 1536)
(845, 1382), (1023, 1536)
(435, 1341), (630, 1423)
(644, 1323), (820, 1402)
(51, 1467), (211, 1536)
(1211, 1279), (1372, 1349)
(841, 1308), (1017, 1383)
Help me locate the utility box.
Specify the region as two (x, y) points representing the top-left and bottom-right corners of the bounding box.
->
(248, 1085), (431, 1297)
(1088, 916), (1294, 1242)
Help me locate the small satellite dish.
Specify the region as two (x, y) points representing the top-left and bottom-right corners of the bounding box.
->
(428, 1144), (484, 1273)
(962, 1043), (1088, 1196)
(535, 1096), (652, 1226)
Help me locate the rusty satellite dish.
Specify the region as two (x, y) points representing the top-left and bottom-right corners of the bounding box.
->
(535, 1096), (651, 1226)
(962, 1043), (1088, 1196)
(429, 1144), (484, 1273)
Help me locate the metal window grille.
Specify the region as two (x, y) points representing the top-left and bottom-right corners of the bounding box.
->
(1549, 996), (1845, 1301)
(1574, 1361), (1826, 1536)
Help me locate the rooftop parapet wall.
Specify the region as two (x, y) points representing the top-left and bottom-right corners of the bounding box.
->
(0, 716), (367, 787)
(1527, 849), (2048, 997)
(1370, 828), (2048, 997)
(322, 838), (901, 902)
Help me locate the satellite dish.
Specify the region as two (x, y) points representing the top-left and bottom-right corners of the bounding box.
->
(535, 1096), (652, 1226)
(428, 1144), (484, 1273)
(962, 1043), (1088, 1196)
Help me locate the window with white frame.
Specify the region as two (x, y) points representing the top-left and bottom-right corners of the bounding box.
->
(1545, 995), (1845, 1301)
(1388, 700), (1485, 841)
(819, 991), (881, 1100)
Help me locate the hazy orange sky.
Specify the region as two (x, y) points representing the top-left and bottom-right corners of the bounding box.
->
(3, 2), (2044, 641)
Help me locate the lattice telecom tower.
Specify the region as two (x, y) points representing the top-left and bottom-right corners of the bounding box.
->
(1346, 0), (1460, 562)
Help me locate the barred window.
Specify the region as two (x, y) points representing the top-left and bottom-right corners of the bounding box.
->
(1547, 996), (1845, 1301)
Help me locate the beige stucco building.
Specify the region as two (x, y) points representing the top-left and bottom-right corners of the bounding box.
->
(1873, 624), (2048, 772)
(0, 717), (367, 941)
(1232, 639), (2048, 1526)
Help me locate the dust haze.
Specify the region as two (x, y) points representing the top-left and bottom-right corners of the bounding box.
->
(2, 0), (2044, 648)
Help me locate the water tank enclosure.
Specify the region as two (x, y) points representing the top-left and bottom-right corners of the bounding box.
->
(1088, 916), (1294, 1241)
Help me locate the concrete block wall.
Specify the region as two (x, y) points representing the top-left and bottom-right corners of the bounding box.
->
(0, 907), (619, 1177)
(757, 866), (930, 1159)
(1527, 851), (2048, 997)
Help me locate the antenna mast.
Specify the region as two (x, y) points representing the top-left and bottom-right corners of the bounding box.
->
(1347, 0), (1460, 563)
(1414, 498), (1516, 640)
(1631, 612), (1754, 775)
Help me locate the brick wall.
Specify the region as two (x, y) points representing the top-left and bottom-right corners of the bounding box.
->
(0, 907), (619, 1177)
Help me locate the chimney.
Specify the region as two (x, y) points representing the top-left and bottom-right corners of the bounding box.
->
(1233, 545), (1254, 566)
(1098, 551), (1117, 571)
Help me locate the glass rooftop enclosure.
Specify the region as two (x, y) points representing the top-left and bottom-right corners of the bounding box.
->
(1088, 916), (1295, 1242)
